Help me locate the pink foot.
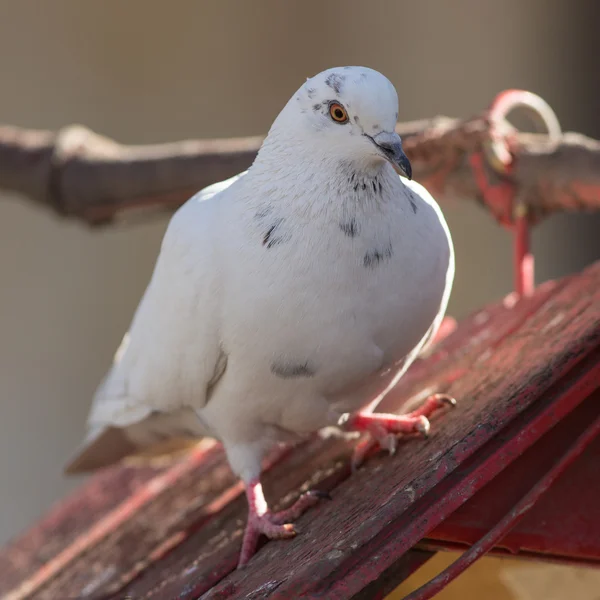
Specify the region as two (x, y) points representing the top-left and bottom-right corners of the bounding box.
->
(238, 479), (330, 567)
(345, 393), (456, 471)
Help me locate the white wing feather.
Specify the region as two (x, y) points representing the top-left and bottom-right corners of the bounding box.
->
(66, 173), (244, 472)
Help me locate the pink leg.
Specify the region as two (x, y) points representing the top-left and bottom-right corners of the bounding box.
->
(238, 479), (330, 567)
(346, 393), (456, 470)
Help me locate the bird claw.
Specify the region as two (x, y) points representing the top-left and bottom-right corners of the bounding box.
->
(382, 432), (398, 455)
(351, 434), (376, 472)
(239, 482), (329, 567)
(238, 515), (297, 567)
(414, 416), (431, 437)
(347, 393), (457, 469)
(435, 394), (457, 408)
(307, 489), (333, 501)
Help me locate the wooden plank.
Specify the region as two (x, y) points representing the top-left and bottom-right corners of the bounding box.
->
(198, 262), (600, 599)
(3, 262), (598, 599)
(106, 437), (353, 600)
(0, 463), (161, 595)
(5, 442), (235, 600)
(423, 388), (600, 564)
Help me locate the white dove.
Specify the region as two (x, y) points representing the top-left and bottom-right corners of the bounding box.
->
(66, 66), (455, 567)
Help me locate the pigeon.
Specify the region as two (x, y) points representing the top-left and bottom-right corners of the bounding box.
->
(66, 66), (455, 567)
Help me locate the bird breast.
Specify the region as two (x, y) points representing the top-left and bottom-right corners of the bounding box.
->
(220, 178), (453, 401)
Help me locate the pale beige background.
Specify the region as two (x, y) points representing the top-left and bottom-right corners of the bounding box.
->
(0, 0), (598, 548)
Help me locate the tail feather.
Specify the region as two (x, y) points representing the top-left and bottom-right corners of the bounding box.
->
(65, 408), (207, 474)
(65, 426), (139, 474)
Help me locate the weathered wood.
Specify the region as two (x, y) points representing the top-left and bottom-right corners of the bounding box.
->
(1, 262), (598, 599)
(233, 277), (600, 600)
(0, 463), (161, 594)
(1, 115), (600, 226)
(422, 390), (600, 564)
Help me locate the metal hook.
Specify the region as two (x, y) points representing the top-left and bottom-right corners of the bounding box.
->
(472, 90), (562, 298)
(484, 89), (562, 175)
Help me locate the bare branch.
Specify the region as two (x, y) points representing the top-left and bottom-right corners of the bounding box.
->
(1, 113), (599, 227)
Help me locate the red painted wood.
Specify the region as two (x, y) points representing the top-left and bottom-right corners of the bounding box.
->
(405, 395), (600, 600)
(131, 262), (600, 600)
(423, 388), (600, 564)
(386, 277), (568, 411)
(263, 349), (600, 600)
(0, 462), (163, 594)
(1, 261), (598, 600)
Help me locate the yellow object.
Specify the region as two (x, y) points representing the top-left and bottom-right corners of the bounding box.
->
(388, 552), (600, 600)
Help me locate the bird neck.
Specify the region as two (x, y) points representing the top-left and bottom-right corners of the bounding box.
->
(250, 131), (395, 216)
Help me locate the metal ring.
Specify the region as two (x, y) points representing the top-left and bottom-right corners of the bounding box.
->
(485, 89), (562, 174)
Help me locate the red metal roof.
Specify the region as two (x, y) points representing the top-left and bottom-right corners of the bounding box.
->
(1, 261), (599, 599)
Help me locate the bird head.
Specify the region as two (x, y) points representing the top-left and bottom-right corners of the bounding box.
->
(268, 66), (411, 180)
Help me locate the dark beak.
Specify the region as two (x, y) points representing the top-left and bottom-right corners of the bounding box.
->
(370, 132), (412, 180)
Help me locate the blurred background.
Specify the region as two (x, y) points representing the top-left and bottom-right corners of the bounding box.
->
(1, 1), (599, 597)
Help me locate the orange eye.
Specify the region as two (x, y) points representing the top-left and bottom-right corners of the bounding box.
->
(329, 102), (349, 123)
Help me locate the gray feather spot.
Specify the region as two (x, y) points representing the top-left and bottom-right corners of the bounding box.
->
(407, 191), (418, 214)
(354, 115), (360, 124)
(255, 205), (273, 220)
(262, 218), (288, 248)
(364, 244), (393, 268)
(306, 87), (316, 99)
(271, 360), (315, 379)
(325, 73), (345, 94)
(207, 347), (228, 393)
(373, 124), (380, 131)
(340, 218), (360, 238)
(312, 103), (322, 111)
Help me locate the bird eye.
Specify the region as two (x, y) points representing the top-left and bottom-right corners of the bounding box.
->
(329, 102), (349, 123)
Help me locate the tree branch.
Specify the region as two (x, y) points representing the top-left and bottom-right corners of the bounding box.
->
(1, 112), (599, 227)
